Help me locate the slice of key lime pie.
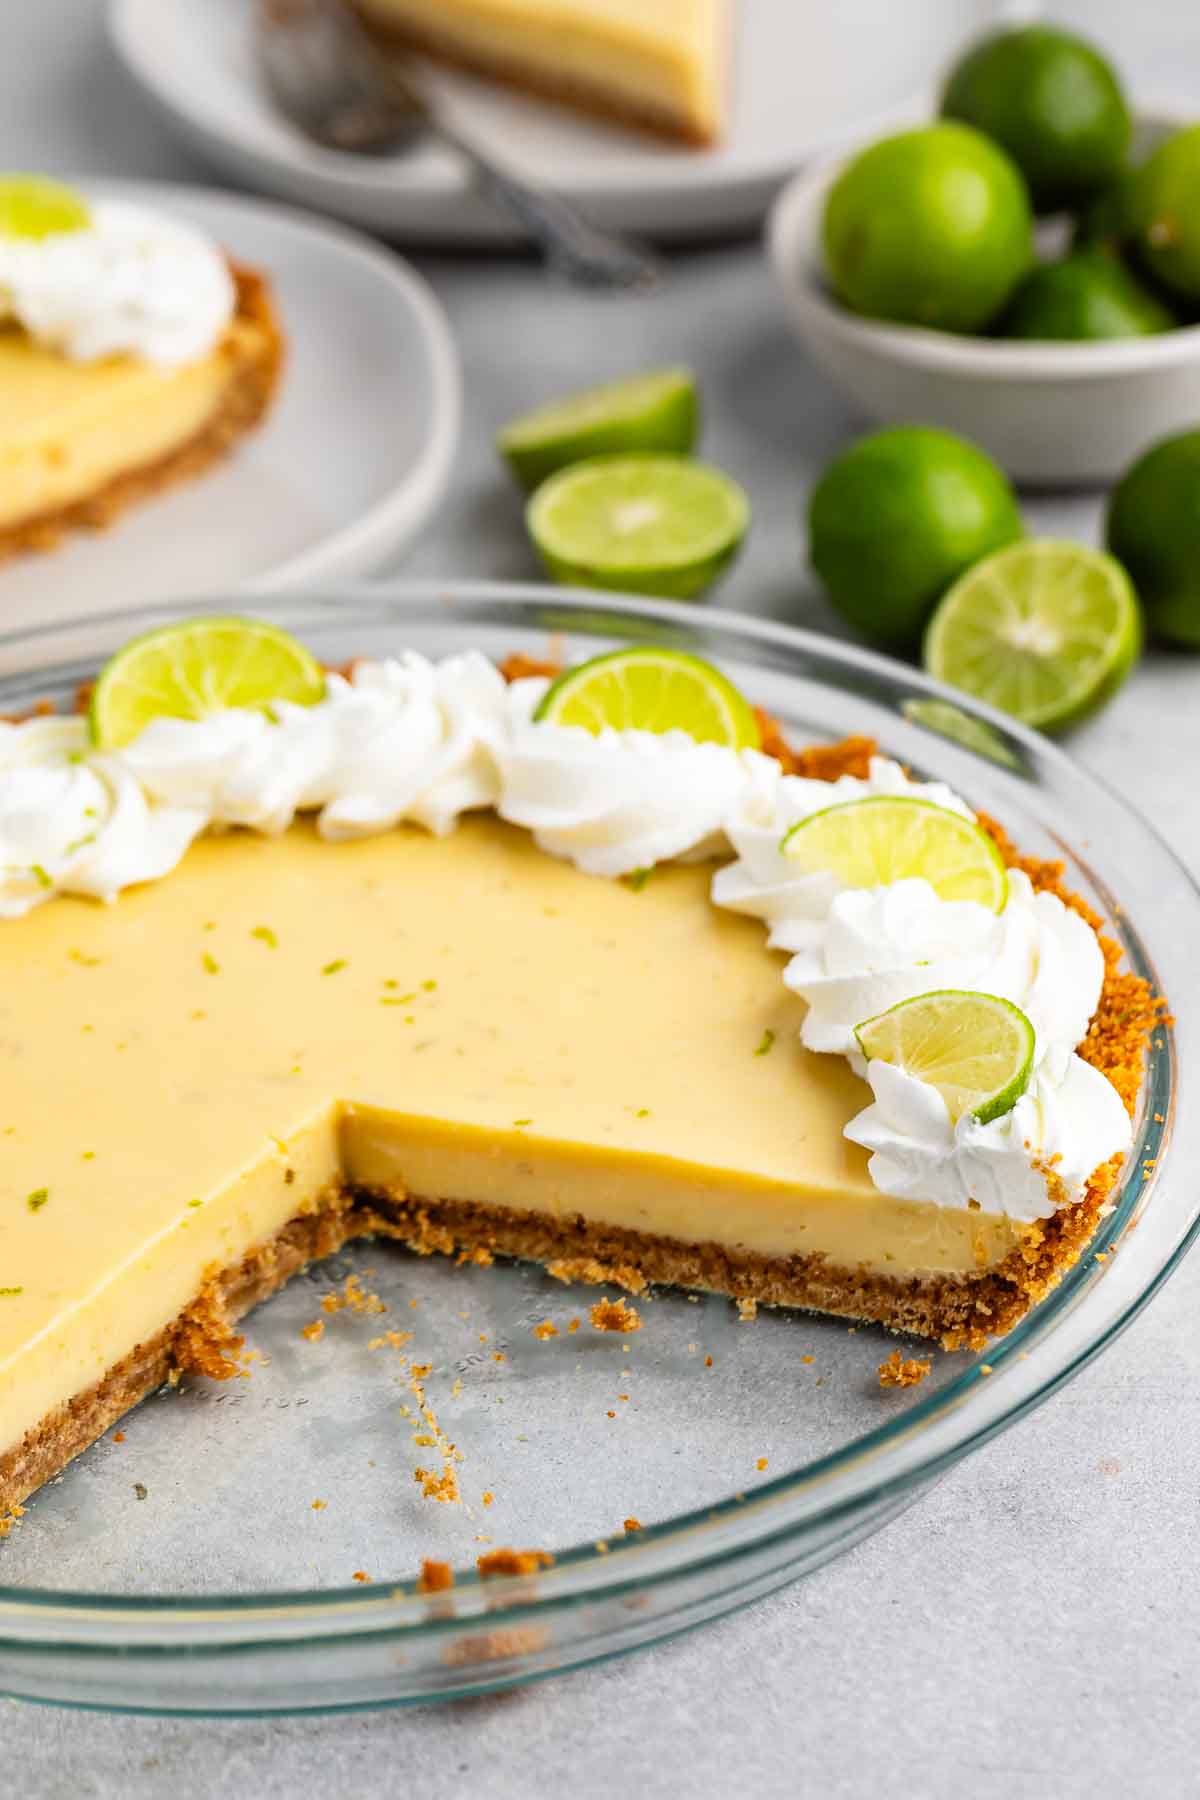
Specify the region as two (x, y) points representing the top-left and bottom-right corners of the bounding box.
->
(0, 618), (1153, 1511)
(0, 177), (282, 563)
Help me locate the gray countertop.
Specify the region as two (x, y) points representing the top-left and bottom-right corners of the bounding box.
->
(5, 7), (1200, 1795)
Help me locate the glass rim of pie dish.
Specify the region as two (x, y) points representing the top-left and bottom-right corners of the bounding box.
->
(0, 583), (1191, 1716)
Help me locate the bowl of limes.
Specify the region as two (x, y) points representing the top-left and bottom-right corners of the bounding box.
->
(767, 22), (1200, 487)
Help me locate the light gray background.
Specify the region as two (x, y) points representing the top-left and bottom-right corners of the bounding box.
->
(4, 5), (1200, 1795)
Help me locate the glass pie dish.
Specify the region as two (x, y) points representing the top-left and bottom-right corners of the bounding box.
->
(0, 584), (1191, 1715)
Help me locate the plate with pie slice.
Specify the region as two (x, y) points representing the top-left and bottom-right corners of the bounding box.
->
(0, 585), (1192, 1714)
(0, 181), (460, 633)
(107, 0), (1009, 242)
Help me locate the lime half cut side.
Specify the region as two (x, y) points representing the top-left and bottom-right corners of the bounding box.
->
(499, 368), (698, 492)
(534, 646), (761, 749)
(855, 989), (1036, 1125)
(527, 454), (749, 600)
(781, 796), (1007, 910)
(924, 540), (1141, 733)
(0, 174), (90, 239)
(91, 616), (327, 749)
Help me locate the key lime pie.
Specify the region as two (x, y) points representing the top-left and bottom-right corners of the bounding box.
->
(0, 619), (1153, 1511)
(354, 0), (729, 145)
(0, 177), (282, 564)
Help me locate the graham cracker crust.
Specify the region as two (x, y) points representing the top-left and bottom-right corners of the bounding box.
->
(0, 1162), (1117, 1512)
(353, 5), (717, 146)
(0, 262), (284, 567)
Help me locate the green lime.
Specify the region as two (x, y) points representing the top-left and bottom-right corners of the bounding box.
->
(781, 796), (1008, 911)
(1129, 125), (1200, 304)
(1107, 430), (1200, 646)
(924, 540), (1141, 731)
(822, 123), (1033, 333)
(854, 989), (1036, 1125)
(91, 616), (327, 749)
(527, 454), (748, 600)
(534, 647), (760, 748)
(0, 174), (90, 239)
(808, 426), (1023, 649)
(498, 368), (698, 492)
(941, 25), (1130, 214)
(999, 249), (1175, 340)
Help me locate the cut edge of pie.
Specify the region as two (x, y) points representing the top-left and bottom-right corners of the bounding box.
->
(0, 262), (284, 568)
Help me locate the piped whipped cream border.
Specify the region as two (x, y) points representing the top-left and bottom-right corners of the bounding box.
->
(0, 651), (1132, 1223)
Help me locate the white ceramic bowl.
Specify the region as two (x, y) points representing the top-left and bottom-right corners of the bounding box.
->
(767, 113), (1200, 488)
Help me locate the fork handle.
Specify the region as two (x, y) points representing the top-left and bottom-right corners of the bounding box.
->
(439, 129), (666, 292)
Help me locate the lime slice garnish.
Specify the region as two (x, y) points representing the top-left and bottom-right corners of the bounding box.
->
(90, 616), (327, 749)
(527, 454), (749, 600)
(923, 540), (1141, 733)
(534, 647), (760, 749)
(0, 174), (90, 239)
(499, 368), (698, 492)
(781, 796), (1007, 911)
(855, 989), (1036, 1125)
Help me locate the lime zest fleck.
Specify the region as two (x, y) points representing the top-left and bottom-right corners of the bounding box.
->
(64, 832), (97, 856)
(202, 952), (220, 975)
(29, 863), (51, 890)
(627, 867), (654, 892)
(81, 1151), (95, 1161)
(322, 959), (347, 976)
(187, 1199), (203, 1209)
(69, 948), (101, 966)
(251, 925), (278, 948)
(754, 1029), (776, 1057)
(635, 1108), (651, 1118)
(0, 1287), (23, 1297)
(421, 979), (438, 992)
(26, 1188), (49, 1212)
(512, 1118), (533, 1128)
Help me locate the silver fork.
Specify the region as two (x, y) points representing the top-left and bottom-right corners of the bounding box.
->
(254, 0), (666, 292)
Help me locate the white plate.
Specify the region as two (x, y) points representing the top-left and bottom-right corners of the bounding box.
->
(107, 0), (1009, 243)
(0, 181), (460, 633)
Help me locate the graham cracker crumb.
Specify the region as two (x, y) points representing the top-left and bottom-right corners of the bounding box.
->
(414, 1464), (460, 1504)
(532, 1320), (558, 1341)
(476, 1547), (554, 1578)
(737, 1297), (758, 1322)
(417, 1558), (454, 1595)
(550, 1256), (647, 1296)
(590, 1297), (642, 1334)
(623, 1516), (643, 1533)
(301, 1319), (324, 1341)
(311, 1499), (326, 1510)
(878, 1349), (933, 1389)
(755, 1457), (768, 1472)
(352, 1570), (371, 1584)
(482, 1490), (494, 1507)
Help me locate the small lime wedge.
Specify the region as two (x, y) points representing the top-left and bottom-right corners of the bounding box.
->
(527, 454), (748, 600)
(534, 646), (760, 749)
(0, 174), (90, 240)
(781, 796), (1007, 911)
(923, 540), (1141, 733)
(91, 616), (327, 749)
(499, 368), (698, 492)
(855, 989), (1036, 1124)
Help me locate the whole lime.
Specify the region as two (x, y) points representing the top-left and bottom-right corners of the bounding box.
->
(822, 124), (1033, 333)
(941, 25), (1130, 213)
(1000, 250), (1174, 340)
(808, 426), (1023, 649)
(1106, 430), (1200, 646)
(1130, 125), (1200, 304)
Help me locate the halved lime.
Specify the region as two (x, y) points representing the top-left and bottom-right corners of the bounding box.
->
(855, 989), (1036, 1125)
(923, 540), (1141, 733)
(498, 369), (698, 492)
(91, 616), (327, 749)
(0, 174), (90, 239)
(533, 646), (760, 749)
(527, 454), (748, 600)
(781, 796), (1007, 910)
